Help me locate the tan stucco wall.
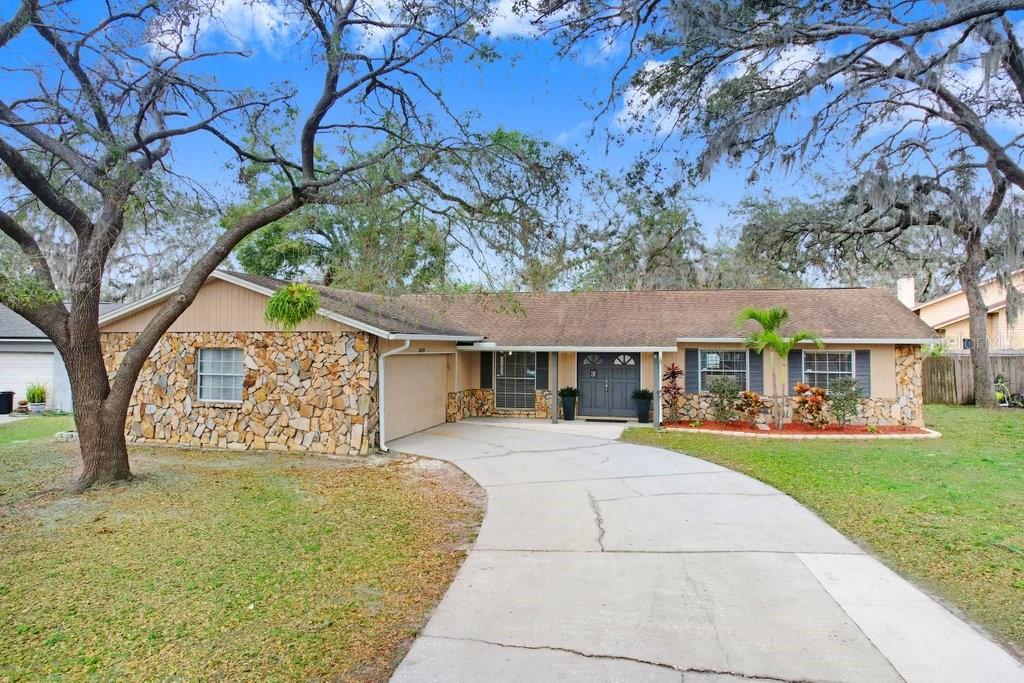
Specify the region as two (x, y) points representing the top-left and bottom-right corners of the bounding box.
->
(102, 278), (356, 333)
(556, 351), (576, 390)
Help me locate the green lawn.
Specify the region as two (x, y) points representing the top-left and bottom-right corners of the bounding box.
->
(623, 405), (1024, 656)
(0, 428), (482, 681)
(0, 414), (76, 505)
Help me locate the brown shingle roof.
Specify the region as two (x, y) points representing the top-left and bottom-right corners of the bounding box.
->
(403, 287), (938, 347)
(223, 271), (477, 338)
(224, 271), (936, 345)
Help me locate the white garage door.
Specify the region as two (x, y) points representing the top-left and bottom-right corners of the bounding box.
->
(0, 352), (54, 405)
(383, 354), (448, 442)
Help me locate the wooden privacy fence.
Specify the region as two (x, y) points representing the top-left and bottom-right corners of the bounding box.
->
(923, 353), (1024, 404)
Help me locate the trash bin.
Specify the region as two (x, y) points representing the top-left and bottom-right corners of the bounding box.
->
(0, 391), (13, 415)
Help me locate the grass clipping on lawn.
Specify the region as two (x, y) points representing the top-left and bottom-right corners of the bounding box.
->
(0, 444), (482, 681)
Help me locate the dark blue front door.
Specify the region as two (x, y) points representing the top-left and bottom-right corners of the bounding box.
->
(578, 352), (640, 417)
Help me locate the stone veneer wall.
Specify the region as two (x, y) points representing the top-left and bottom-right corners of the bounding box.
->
(447, 388), (495, 421)
(446, 388), (553, 421)
(663, 345), (925, 427)
(101, 331), (378, 455)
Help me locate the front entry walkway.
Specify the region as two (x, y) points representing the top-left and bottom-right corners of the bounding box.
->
(390, 420), (1023, 682)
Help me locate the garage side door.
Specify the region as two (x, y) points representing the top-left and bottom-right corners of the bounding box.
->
(0, 352), (55, 405)
(383, 354), (448, 441)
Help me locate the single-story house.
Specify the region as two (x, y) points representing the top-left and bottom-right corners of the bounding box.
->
(97, 270), (936, 454)
(904, 270), (1024, 351)
(1, 302), (123, 412)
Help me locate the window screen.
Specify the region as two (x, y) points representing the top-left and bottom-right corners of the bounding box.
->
(198, 348), (244, 402)
(803, 350), (854, 390)
(495, 351), (536, 409)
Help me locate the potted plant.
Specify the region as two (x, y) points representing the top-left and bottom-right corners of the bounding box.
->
(25, 383), (47, 413)
(557, 387), (580, 420)
(632, 388), (654, 423)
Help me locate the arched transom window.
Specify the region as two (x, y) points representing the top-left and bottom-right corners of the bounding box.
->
(613, 354), (636, 366)
(582, 353), (603, 366)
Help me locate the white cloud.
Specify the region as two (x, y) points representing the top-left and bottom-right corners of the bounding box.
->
(734, 44), (824, 86)
(578, 34), (624, 66)
(480, 0), (541, 39)
(149, 0), (295, 57)
(614, 60), (678, 135)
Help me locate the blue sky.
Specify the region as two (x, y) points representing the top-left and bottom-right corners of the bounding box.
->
(133, 0), (789, 240)
(0, 0), (867, 249)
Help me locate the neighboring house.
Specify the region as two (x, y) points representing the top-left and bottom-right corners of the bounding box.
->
(1, 303), (122, 411)
(905, 270), (1024, 351)
(96, 270), (936, 455)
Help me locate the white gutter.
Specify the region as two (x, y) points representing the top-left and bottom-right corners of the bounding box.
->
(393, 334), (484, 342)
(377, 339), (411, 452)
(675, 337), (938, 345)
(462, 344), (677, 352)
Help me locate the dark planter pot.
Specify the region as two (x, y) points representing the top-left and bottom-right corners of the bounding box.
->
(636, 399), (652, 423)
(561, 395), (577, 420)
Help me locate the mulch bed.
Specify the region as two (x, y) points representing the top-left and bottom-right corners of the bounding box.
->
(661, 420), (929, 435)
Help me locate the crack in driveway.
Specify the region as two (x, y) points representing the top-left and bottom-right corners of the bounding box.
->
(421, 635), (817, 682)
(587, 492), (606, 551)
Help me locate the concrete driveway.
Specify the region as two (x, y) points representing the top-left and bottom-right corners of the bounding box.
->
(390, 419), (1023, 682)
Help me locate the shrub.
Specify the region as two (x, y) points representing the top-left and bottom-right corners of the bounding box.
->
(632, 388), (654, 401)
(661, 363), (684, 423)
(828, 377), (862, 428)
(25, 383), (47, 404)
(557, 386), (579, 398)
(793, 383), (829, 429)
(735, 390), (765, 424)
(265, 283), (321, 331)
(706, 376), (740, 422)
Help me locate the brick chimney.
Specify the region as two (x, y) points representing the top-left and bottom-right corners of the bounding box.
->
(896, 277), (915, 308)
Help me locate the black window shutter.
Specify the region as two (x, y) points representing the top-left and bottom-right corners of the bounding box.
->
(535, 352), (549, 390)
(684, 348), (699, 393)
(787, 350), (804, 394)
(480, 352), (493, 389)
(748, 350), (764, 393)
(855, 350), (871, 396)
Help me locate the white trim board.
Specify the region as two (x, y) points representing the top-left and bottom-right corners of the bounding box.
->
(676, 337), (936, 345)
(465, 344), (677, 352)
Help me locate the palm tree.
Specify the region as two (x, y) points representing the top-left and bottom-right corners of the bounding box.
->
(738, 306), (824, 428)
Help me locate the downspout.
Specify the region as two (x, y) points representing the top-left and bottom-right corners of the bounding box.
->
(654, 351), (662, 427)
(551, 352), (559, 424)
(377, 339), (411, 452)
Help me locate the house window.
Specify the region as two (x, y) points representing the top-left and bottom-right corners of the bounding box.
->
(495, 351), (536, 409)
(803, 350), (854, 390)
(613, 354), (636, 366)
(699, 349), (747, 390)
(198, 348), (244, 402)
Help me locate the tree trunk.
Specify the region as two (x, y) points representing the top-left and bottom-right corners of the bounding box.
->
(960, 237), (997, 408)
(73, 407), (131, 491)
(60, 338), (132, 491)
